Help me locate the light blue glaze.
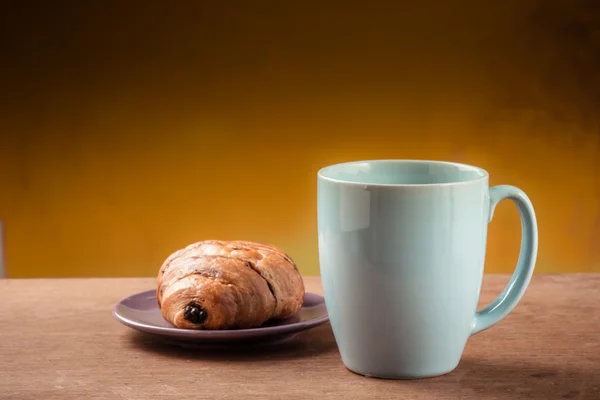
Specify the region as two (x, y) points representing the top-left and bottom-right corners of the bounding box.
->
(317, 160), (537, 379)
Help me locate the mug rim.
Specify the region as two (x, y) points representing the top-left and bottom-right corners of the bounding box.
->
(317, 159), (489, 187)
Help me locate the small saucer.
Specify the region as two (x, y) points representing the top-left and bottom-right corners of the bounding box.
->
(113, 290), (329, 346)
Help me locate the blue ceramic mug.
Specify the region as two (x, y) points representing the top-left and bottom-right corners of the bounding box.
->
(317, 160), (537, 379)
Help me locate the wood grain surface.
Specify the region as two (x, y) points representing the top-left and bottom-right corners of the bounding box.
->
(0, 275), (599, 399)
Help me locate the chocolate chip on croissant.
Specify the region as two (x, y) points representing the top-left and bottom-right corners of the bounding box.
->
(157, 240), (305, 330)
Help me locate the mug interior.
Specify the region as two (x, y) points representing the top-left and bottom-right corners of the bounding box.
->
(318, 160), (487, 185)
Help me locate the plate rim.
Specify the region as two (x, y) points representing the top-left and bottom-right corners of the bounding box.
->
(113, 289), (329, 339)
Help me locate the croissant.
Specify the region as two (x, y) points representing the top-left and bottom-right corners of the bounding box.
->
(157, 240), (305, 330)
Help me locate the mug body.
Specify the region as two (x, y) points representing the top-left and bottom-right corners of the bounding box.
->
(317, 160), (490, 378)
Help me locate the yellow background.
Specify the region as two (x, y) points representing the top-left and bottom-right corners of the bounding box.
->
(1, 1), (599, 277)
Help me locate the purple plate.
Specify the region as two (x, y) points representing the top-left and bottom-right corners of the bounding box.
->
(113, 290), (329, 346)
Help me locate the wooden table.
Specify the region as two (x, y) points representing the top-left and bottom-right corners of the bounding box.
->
(1, 275), (599, 399)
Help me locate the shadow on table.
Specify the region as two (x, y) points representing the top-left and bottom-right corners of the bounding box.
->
(128, 322), (339, 362)
(398, 357), (600, 400)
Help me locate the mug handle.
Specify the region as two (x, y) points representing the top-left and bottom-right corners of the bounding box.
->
(471, 185), (538, 335)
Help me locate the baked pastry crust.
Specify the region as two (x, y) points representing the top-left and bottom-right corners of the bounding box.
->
(157, 240), (305, 330)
